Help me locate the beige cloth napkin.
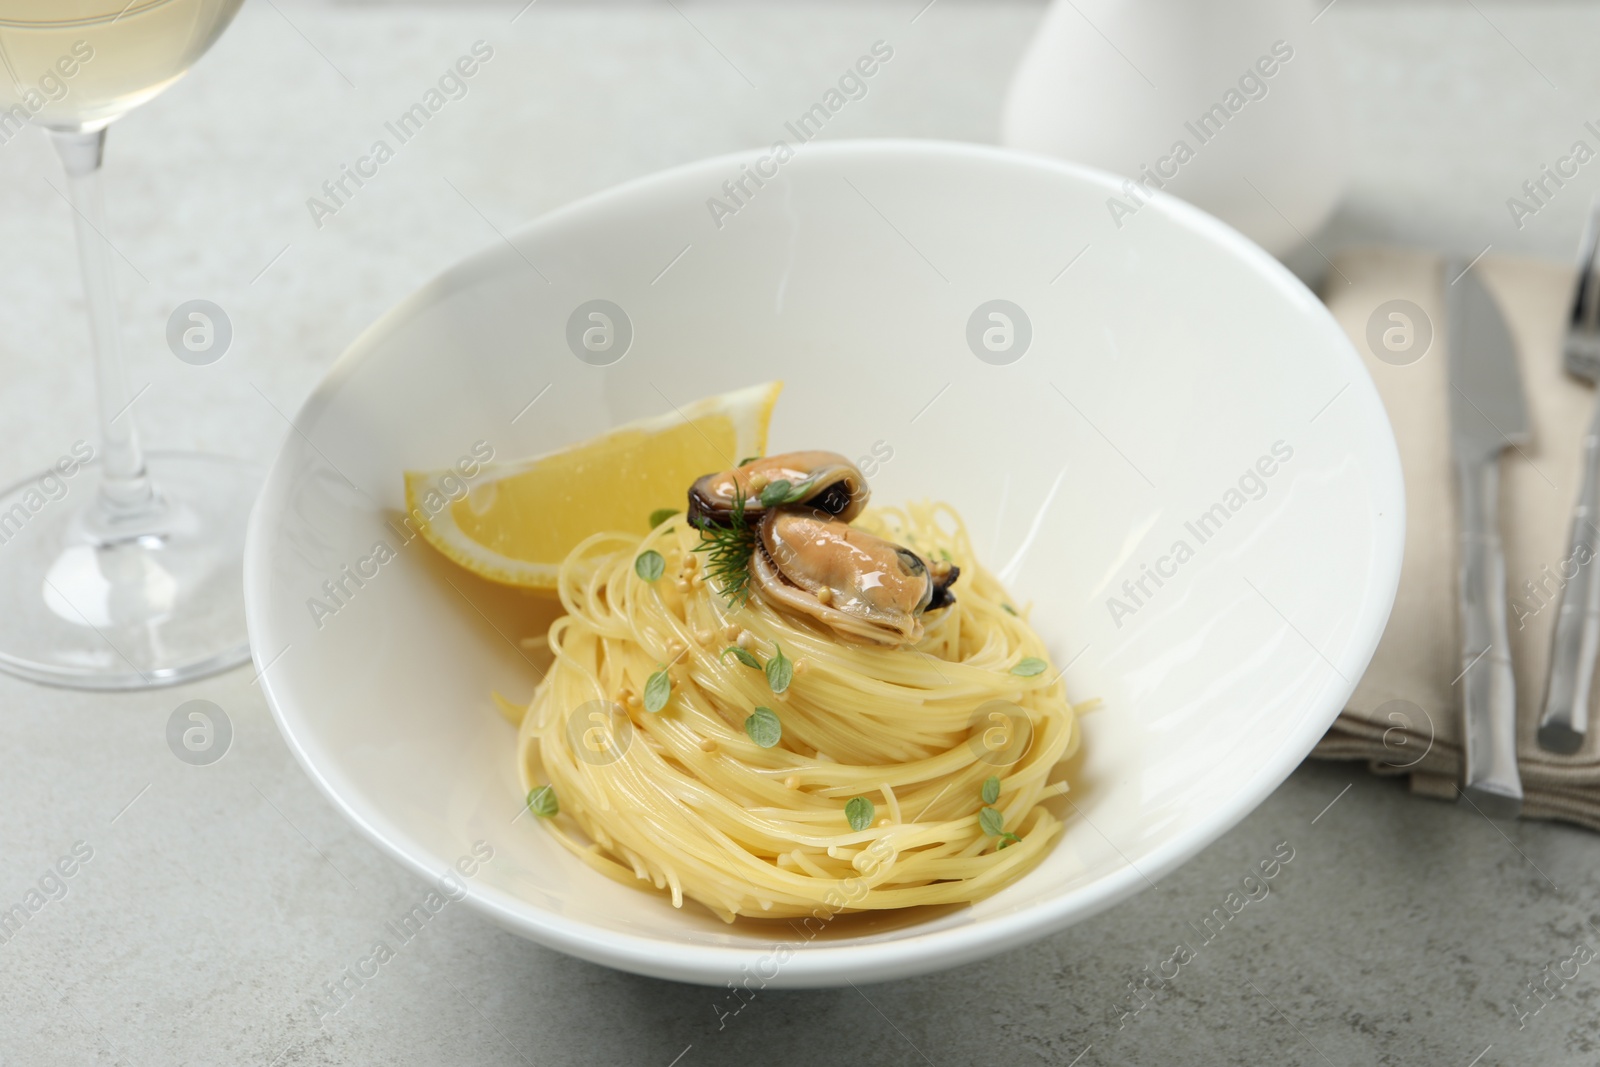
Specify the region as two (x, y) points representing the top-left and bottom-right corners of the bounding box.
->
(1313, 247), (1600, 831)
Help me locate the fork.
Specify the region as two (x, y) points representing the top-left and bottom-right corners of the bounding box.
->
(1537, 197), (1600, 754)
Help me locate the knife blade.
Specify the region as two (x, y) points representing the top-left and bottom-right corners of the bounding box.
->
(1447, 260), (1529, 819)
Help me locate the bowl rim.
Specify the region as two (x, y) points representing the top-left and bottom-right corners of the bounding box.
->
(245, 137), (1405, 987)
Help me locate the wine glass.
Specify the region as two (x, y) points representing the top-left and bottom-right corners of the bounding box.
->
(0, 0), (250, 688)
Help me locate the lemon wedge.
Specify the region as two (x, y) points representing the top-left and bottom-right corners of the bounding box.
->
(404, 381), (782, 588)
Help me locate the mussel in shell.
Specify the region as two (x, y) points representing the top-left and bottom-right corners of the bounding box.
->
(688, 451), (867, 529)
(751, 509), (959, 645)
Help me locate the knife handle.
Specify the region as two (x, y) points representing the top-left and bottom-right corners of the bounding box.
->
(1537, 397), (1600, 753)
(1456, 455), (1524, 818)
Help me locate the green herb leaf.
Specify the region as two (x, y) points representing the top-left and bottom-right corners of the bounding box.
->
(1001, 603), (1018, 616)
(722, 646), (762, 670)
(782, 475), (816, 504)
(766, 643), (793, 694)
(759, 479), (793, 508)
(938, 548), (953, 562)
(648, 508), (679, 528)
(978, 806), (1006, 837)
(997, 831), (1022, 850)
(1011, 657), (1047, 677)
(981, 775), (1001, 806)
(744, 706), (782, 748)
(527, 785), (558, 818)
(846, 796), (875, 832)
(643, 668), (672, 713)
(737, 455), (761, 467)
(634, 550), (665, 582)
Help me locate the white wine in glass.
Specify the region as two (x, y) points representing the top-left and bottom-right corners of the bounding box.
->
(0, 0), (250, 689)
(0, 0), (241, 130)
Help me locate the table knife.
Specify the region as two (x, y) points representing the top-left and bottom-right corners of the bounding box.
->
(1537, 202), (1600, 754)
(1447, 260), (1528, 819)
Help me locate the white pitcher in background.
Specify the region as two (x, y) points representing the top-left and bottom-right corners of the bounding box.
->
(1002, 0), (1347, 260)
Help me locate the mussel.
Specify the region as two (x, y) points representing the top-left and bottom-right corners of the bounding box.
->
(688, 451), (868, 529)
(687, 450), (958, 645)
(751, 509), (959, 645)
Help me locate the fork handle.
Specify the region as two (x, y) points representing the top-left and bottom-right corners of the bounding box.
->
(1537, 395), (1600, 753)
(1457, 454), (1523, 818)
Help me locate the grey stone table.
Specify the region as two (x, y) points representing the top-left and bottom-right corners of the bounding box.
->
(3, 2), (1599, 1064)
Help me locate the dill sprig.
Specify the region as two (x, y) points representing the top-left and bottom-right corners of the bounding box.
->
(692, 476), (757, 607)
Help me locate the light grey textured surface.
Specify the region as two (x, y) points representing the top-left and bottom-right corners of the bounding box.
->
(3, 2), (1600, 1065)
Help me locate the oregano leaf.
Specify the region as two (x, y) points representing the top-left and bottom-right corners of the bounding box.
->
(981, 775), (1000, 806)
(759, 479), (792, 508)
(527, 785), (558, 818)
(978, 806), (1005, 837)
(744, 706), (782, 748)
(766, 643), (793, 694)
(722, 646), (762, 670)
(634, 550), (665, 582)
(846, 796), (875, 833)
(643, 668), (672, 713)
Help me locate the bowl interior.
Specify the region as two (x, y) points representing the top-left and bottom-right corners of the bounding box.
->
(246, 141), (1401, 985)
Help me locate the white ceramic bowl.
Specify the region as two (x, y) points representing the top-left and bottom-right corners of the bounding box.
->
(245, 140), (1403, 987)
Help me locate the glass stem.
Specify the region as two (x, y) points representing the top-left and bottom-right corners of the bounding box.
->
(50, 127), (159, 535)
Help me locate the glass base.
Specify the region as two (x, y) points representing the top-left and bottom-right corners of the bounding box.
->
(0, 452), (256, 690)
